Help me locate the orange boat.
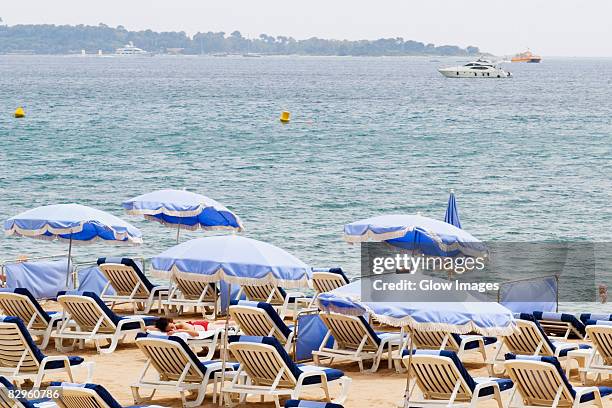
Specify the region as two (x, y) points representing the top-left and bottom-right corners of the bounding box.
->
(511, 50), (542, 63)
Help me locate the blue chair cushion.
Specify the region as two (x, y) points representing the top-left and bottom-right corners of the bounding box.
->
(475, 378), (514, 396)
(230, 300), (293, 338)
(586, 319), (612, 326)
(552, 342), (591, 357)
(44, 356), (85, 370)
(13, 288), (53, 323)
(452, 334), (497, 350)
(97, 257), (156, 292)
(579, 313), (612, 324)
(285, 399), (344, 408)
(228, 335), (345, 386)
(533, 311), (586, 338)
(118, 315), (158, 330)
(577, 386), (612, 403)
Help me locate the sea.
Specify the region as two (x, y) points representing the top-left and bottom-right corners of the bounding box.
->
(1, 55), (611, 314)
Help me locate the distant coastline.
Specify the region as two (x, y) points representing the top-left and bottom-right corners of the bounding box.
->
(0, 23), (482, 57)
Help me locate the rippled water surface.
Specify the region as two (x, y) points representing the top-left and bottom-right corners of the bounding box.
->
(1, 55), (611, 312)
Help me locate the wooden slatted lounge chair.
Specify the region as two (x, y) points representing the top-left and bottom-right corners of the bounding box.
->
(401, 349), (513, 408)
(225, 335), (351, 408)
(52, 381), (166, 408)
(0, 288), (65, 348)
(309, 268), (350, 307)
(312, 312), (403, 372)
(532, 311), (586, 340)
(0, 375), (55, 408)
(237, 283), (310, 319)
(229, 300), (295, 353)
(0, 316), (92, 388)
(504, 354), (612, 408)
(584, 324), (612, 384)
(98, 257), (169, 314)
(163, 275), (218, 318)
(55, 291), (156, 354)
(132, 333), (235, 408)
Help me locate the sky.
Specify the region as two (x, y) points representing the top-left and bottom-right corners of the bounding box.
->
(2, 1), (611, 57)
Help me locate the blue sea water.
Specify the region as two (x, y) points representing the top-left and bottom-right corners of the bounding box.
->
(0, 55), (611, 313)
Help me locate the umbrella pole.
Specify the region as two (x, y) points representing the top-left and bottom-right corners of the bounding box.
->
(403, 326), (414, 408)
(65, 235), (73, 288)
(176, 224), (181, 244)
(219, 281), (231, 406)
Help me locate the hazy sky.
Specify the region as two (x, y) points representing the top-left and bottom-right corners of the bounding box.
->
(2, 1), (611, 57)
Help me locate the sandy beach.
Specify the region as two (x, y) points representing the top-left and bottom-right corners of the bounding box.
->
(33, 301), (610, 408)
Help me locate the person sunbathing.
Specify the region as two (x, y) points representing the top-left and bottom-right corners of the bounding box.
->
(153, 317), (210, 337)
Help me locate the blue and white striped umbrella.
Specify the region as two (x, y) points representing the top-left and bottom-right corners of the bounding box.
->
(4, 203), (142, 245)
(444, 190), (462, 229)
(122, 189), (243, 233)
(344, 214), (486, 258)
(150, 235), (311, 288)
(318, 277), (515, 336)
(4, 203), (142, 286)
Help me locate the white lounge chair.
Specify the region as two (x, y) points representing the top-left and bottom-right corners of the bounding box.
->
(164, 275), (218, 317)
(0, 375), (57, 408)
(580, 313), (612, 325)
(132, 333), (235, 407)
(225, 335), (351, 408)
(410, 329), (497, 364)
(0, 288), (65, 348)
(309, 268), (350, 307)
(492, 314), (591, 368)
(532, 311), (586, 340)
(55, 291), (156, 354)
(504, 354), (612, 408)
(237, 283), (310, 319)
(52, 381), (166, 408)
(584, 324), (612, 384)
(98, 257), (169, 314)
(401, 350), (513, 408)
(230, 300), (295, 353)
(312, 312), (403, 372)
(0, 316), (93, 388)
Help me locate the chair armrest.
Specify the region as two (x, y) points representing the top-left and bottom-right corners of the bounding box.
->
(41, 355), (71, 369)
(116, 317), (146, 331)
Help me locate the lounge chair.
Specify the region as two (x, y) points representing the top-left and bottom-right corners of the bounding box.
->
(225, 335), (351, 408)
(504, 354), (612, 408)
(309, 268), (350, 307)
(492, 314), (591, 366)
(410, 328), (497, 364)
(229, 300), (295, 353)
(237, 283), (310, 319)
(312, 312), (403, 372)
(532, 311), (586, 339)
(0, 288), (65, 348)
(97, 257), (169, 314)
(584, 324), (612, 384)
(132, 333), (235, 408)
(51, 381), (166, 408)
(580, 313), (612, 325)
(55, 291), (157, 354)
(0, 316), (92, 388)
(163, 274), (218, 318)
(285, 400), (344, 408)
(401, 349), (513, 408)
(0, 375), (56, 408)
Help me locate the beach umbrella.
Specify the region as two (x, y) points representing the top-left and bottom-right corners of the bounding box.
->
(317, 276), (515, 408)
(4, 203), (143, 286)
(444, 189), (462, 229)
(151, 234), (312, 395)
(150, 235), (311, 288)
(122, 189), (244, 242)
(344, 214), (486, 258)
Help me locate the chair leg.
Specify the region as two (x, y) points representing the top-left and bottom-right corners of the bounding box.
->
(333, 376), (352, 405)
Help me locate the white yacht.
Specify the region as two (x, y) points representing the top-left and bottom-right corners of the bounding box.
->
(438, 59), (511, 78)
(115, 42), (150, 56)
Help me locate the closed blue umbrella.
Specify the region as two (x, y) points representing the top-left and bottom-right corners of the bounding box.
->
(150, 235), (311, 288)
(122, 189), (243, 242)
(344, 214), (486, 258)
(444, 189), (462, 229)
(4, 203), (142, 286)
